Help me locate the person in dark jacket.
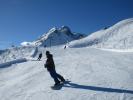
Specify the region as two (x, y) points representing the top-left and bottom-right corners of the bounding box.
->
(45, 51), (65, 86)
(37, 53), (42, 61)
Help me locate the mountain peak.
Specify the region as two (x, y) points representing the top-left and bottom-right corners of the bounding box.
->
(21, 26), (85, 47)
(48, 27), (58, 33)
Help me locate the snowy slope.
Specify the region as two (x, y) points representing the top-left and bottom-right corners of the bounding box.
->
(21, 26), (85, 47)
(69, 18), (133, 49)
(0, 47), (133, 100)
(0, 46), (37, 64)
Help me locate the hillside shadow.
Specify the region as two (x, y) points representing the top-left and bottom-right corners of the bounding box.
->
(30, 60), (40, 61)
(63, 82), (133, 94)
(0, 59), (27, 68)
(0, 65), (11, 68)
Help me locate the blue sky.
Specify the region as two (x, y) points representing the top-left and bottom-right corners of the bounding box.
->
(0, 0), (133, 49)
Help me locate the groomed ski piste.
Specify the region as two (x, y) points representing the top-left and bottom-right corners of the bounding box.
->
(0, 18), (133, 100)
(0, 46), (133, 100)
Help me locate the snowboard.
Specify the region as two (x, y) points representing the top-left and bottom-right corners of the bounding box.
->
(51, 79), (71, 90)
(51, 83), (64, 90)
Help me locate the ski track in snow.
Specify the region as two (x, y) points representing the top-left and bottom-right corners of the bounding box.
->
(0, 47), (133, 100)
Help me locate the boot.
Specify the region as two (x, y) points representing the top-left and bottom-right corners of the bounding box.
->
(54, 81), (60, 86)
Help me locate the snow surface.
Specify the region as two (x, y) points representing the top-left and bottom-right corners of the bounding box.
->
(69, 18), (133, 49)
(0, 47), (133, 100)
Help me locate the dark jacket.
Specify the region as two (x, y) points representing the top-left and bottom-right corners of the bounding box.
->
(45, 54), (55, 71)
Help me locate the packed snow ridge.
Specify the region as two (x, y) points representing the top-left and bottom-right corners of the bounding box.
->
(0, 46), (37, 63)
(21, 26), (85, 47)
(69, 18), (133, 49)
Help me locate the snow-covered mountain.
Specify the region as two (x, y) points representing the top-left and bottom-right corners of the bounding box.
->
(69, 18), (133, 49)
(21, 26), (85, 47)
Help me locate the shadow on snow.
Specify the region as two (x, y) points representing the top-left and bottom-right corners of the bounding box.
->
(61, 82), (133, 94)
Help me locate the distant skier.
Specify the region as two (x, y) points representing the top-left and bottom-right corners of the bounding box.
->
(37, 53), (42, 61)
(44, 51), (65, 86)
(64, 45), (67, 49)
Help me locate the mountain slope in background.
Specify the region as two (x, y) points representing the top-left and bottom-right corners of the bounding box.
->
(0, 46), (36, 64)
(68, 18), (133, 49)
(1, 18), (133, 64)
(21, 26), (85, 47)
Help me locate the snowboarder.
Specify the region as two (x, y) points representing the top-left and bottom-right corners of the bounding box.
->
(37, 53), (42, 61)
(44, 51), (65, 86)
